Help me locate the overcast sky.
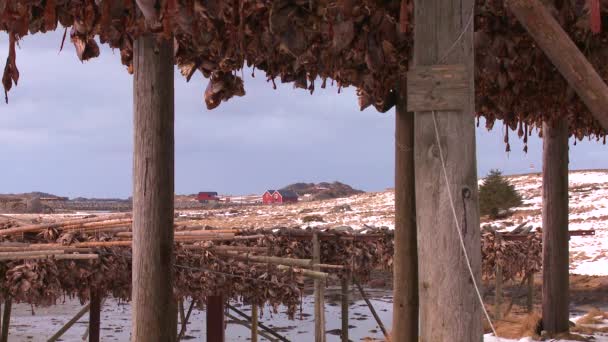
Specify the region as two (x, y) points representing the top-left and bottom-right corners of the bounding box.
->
(0, 31), (606, 198)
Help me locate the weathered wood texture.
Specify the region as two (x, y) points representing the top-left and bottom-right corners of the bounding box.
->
(89, 289), (101, 342)
(132, 34), (177, 342)
(412, 0), (483, 340)
(393, 77), (419, 342)
(341, 278), (349, 342)
(47, 303), (91, 342)
(506, 0), (608, 131)
(207, 295), (225, 342)
(407, 64), (468, 112)
(542, 119), (570, 335)
(313, 232), (326, 342)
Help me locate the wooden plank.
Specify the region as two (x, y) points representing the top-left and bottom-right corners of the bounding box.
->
(506, 0), (608, 131)
(393, 76), (419, 342)
(89, 289), (101, 342)
(412, 0), (483, 340)
(313, 232), (326, 342)
(407, 64), (468, 112)
(542, 119), (570, 335)
(131, 33), (177, 342)
(206, 295), (225, 342)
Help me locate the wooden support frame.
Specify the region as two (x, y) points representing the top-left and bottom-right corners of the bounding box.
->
(393, 77), (419, 342)
(495, 233), (503, 320)
(131, 33), (177, 341)
(412, 0), (483, 340)
(0, 298), (11, 342)
(506, 0), (608, 130)
(407, 65), (468, 112)
(541, 119), (570, 335)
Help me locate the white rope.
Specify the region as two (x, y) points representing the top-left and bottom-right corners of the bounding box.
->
(431, 110), (499, 338)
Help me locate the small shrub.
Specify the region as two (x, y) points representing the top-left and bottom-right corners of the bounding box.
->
(301, 214), (324, 223)
(479, 169), (523, 218)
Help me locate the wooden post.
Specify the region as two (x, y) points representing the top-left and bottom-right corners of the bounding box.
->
(313, 232), (326, 342)
(393, 76), (419, 342)
(89, 289), (101, 342)
(177, 300), (195, 341)
(527, 272), (535, 313)
(206, 295), (225, 342)
(251, 303), (258, 342)
(0, 298), (11, 342)
(542, 119), (570, 335)
(506, 0), (608, 131)
(341, 278), (349, 342)
(495, 233), (503, 320)
(411, 0), (483, 340)
(131, 33), (177, 342)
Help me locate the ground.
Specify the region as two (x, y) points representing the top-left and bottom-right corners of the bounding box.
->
(3, 170), (608, 341)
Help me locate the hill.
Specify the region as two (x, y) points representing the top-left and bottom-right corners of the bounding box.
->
(280, 181), (363, 200)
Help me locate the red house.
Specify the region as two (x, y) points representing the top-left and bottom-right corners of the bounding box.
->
(262, 190), (276, 204)
(197, 192), (219, 203)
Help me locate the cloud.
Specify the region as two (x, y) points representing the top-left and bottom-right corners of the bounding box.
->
(0, 31), (606, 198)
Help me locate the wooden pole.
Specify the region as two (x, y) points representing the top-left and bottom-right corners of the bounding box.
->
(47, 303), (91, 342)
(0, 298), (11, 342)
(412, 0), (483, 340)
(340, 278), (349, 342)
(527, 272), (535, 313)
(506, 0), (608, 131)
(393, 75), (418, 342)
(495, 233), (503, 320)
(313, 232), (326, 342)
(226, 304), (289, 342)
(355, 281), (389, 339)
(132, 33), (177, 342)
(89, 289), (101, 342)
(177, 300), (195, 341)
(542, 119), (570, 335)
(206, 295), (225, 342)
(251, 303), (258, 342)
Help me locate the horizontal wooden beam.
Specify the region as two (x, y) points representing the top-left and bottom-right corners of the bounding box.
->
(506, 0), (608, 131)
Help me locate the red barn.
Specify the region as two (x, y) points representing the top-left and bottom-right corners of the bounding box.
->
(272, 190), (298, 204)
(262, 190), (276, 204)
(197, 192), (219, 203)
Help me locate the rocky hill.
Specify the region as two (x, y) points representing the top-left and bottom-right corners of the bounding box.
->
(280, 181), (363, 200)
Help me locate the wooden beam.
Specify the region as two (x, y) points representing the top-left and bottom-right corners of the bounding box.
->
(313, 232), (326, 342)
(407, 65), (468, 112)
(495, 233), (503, 320)
(393, 77), (419, 342)
(47, 303), (91, 342)
(89, 289), (101, 342)
(412, 0), (483, 340)
(506, 0), (608, 130)
(542, 119), (570, 335)
(206, 295), (225, 342)
(131, 33), (177, 342)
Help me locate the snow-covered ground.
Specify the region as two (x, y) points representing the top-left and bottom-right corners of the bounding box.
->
(176, 169), (607, 276)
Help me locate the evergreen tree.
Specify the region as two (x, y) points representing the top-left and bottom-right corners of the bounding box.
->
(479, 169), (523, 218)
